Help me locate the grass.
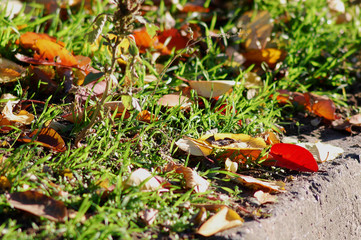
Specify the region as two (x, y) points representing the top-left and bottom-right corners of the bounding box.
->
(1, 0), (361, 239)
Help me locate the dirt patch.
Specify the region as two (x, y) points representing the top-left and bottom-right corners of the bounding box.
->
(211, 127), (361, 239)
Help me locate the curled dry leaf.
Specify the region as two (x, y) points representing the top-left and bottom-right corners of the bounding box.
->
(225, 158), (238, 173)
(139, 208), (158, 225)
(197, 206), (244, 237)
(175, 137), (213, 157)
(176, 166), (209, 193)
(0, 58), (26, 84)
(1, 94), (34, 125)
(297, 142), (344, 163)
(18, 128), (67, 152)
(6, 190), (68, 222)
(234, 174), (286, 193)
(254, 190), (277, 204)
(124, 168), (166, 192)
(188, 80), (235, 98)
(200, 133), (267, 162)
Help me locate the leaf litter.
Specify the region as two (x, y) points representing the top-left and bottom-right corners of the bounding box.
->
(0, 0), (358, 238)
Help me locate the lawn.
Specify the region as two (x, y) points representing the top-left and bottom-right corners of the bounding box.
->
(0, 0), (360, 239)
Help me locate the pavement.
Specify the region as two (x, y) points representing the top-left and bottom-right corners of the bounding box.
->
(212, 127), (361, 240)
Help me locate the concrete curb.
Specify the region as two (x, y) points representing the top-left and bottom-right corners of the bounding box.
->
(213, 130), (361, 240)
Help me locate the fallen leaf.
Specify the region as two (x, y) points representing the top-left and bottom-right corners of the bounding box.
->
(234, 174), (286, 193)
(243, 48), (287, 68)
(0, 176), (11, 190)
(175, 137), (213, 157)
(33, 39), (78, 66)
(6, 190), (68, 221)
(17, 32), (65, 49)
(139, 208), (158, 225)
(200, 133), (267, 162)
(124, 168), (165, 192)
(297, 142), (344, 163)
(188, 80), (236, 98)
(1, 94), (34, 125)
(225, 158), (238, 173)
(0, 58), (26, 84)
(176, 166), (209, 193)
(254, 190), (277, 204)
(157, 94), (191, 108)
(265, 143), (319, 172)
(238, 10), (273, 50)
(197, 206), (244, 237)
(18, 128), (67, 152)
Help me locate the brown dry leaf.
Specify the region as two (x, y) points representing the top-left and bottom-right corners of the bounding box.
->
(124, 168), (166, 192)
(238, 10), (273, 50)
(243, 48), (287, 69)
(197, 206), (244, 237)
(0, 58), (26, 84)
(254, 190), (277, 204)
(0, 176), (11, 190)
(139, 208), (158, 225)
(18, 128), (67, 152)
(296, 142), (344, 163)
(176, 166), (209, 193)
(234, 174), (286, 193)
(6, 190), (68, 222)
(349, 114), (361, 126)
(1, 94), (34, 125)
(136, 110), (157, 123)
(157, 94), (191, 108)
(188, 80), (236, 98)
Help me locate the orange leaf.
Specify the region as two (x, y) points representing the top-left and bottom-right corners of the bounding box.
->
(6, 190), (68, 222)
(311, 99), (336, 120)
(33, 39), (78, 67)
(243, 48), (287, 68)
(18, 128), (67, 152)
(17, 32), (65, 49)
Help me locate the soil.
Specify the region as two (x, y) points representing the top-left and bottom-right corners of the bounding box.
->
(212, 120), (361, 240)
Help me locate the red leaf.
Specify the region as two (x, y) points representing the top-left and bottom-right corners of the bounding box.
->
(265, 143), (318, 172)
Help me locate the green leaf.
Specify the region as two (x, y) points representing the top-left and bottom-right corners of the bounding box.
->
(85, 14), (107, 44)
(145, 23), (159, 39)
(84, 72), (105, 85)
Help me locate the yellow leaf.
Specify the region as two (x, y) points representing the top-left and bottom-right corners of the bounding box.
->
(176, 137), (213, 156)
(0, 176), (11, 190)
(197, 206), (244, 237)
(200, 133), (267, 149)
